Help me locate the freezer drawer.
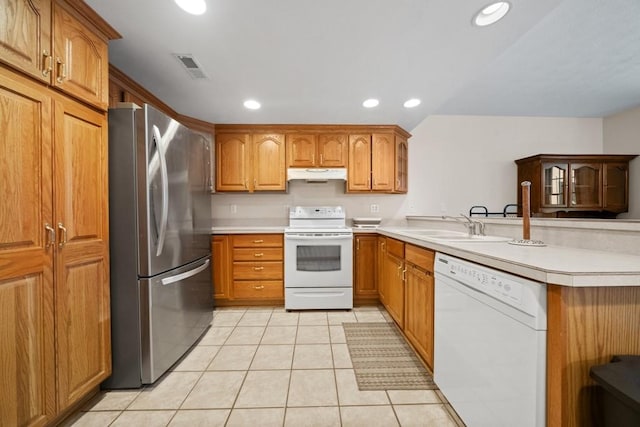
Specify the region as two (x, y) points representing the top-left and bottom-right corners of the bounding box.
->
(140, 256), (213, 383)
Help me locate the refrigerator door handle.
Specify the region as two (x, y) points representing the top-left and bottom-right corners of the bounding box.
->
(152, 125), (170, 257)
(161, 259), (210, 286)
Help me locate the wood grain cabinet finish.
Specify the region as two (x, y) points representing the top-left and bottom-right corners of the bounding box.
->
(0, 66), (110, 425)
(353, 234), (378, 305)
(215, 133), (286, 192)
(515, 154), (637, 218)
(381, 238), (405, 328)
(211, 235), (231, 301)
(376, 237), (387, 305)
(287, 133), (348, 168)
(403, 244), (435, 370)
(394, 135), (408, 193)
(231, 234), (284, 304)
(0, 0), (117, 110)
(347, 134), (372, 191)
(371, 133), (395, 191)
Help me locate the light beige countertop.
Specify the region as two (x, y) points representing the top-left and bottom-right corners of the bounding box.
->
(209, 225), (640, 287)
(378, 227), (640, 287)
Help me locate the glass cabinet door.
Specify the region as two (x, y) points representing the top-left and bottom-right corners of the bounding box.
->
(604, 163), (628, 210)
(570, 163), (602, 208)
(541, 163), (568, 207)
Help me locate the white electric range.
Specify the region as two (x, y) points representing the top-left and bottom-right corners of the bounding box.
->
(284, 206), (353, 310)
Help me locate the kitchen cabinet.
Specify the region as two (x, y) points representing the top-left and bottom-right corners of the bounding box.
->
(0, 0), (117, 110)
(403, 244), (435, 370)
(381, 238), (405, 328)
(353, 234), (378, 305)
(211, 235), (231, 301)
(287, 133), (348, 168)
(231, 234), (284, 303)
(377, 236), (387, 305)
(515, 154), (637, 218)
(215, 133), (286, 192)
(0, 65), (110, 425)
(348, 131), (409, 193)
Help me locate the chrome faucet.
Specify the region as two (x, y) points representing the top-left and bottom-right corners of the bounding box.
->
(442, 214), (485, 237)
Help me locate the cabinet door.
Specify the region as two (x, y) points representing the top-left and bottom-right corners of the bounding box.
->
(318, 134), (347, 167)
(287, 134), (317, 167)
(216, 133), (250, 191)
(0, 67), (55, 426)
(541, 162), (568, 208)
(253, 133), (286, 191)
(384, 252), (404, 328)
(604, 163), (629, 212)
(354, 234), (378, 302)
(212, 236), (231, 300)
(348, 134), (371, 191)
(53, 96), (111, 411)
(570, 163), (602, 208)
(377, 237), (387, 304)
(0, 0), (51, 83)
(394, 135), (408, 193)
(53, 3), (109, 110)
(404, 264), (434, 369)
(371, 133), (394, 191)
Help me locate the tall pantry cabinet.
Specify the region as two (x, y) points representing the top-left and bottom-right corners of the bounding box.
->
(0, 1), (119, 425)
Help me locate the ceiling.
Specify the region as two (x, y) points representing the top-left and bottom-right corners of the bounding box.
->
(86, 0), (640, 131)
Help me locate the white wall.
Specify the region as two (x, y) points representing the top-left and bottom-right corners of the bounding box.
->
(211, 115), (604, 224)
(400, 115), (603, 217)
(603, 105), (640, 219)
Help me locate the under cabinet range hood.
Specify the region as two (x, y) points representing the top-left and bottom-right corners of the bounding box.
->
(287, 168), (347, 183)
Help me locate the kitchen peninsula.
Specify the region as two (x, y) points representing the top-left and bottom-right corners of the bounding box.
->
(211, 218), (640, 427)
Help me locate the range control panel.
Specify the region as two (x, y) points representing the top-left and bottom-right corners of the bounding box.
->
(290, 206), (345, 220)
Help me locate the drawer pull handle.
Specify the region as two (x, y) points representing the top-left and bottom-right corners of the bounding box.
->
(254, 285), (265, 290)
(253, 266), (264, 271)
(253, 239), (264, 243)
(254, 253), (264, 257)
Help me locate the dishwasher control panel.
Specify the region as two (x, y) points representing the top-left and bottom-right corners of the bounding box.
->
(434, 252), (546, 320)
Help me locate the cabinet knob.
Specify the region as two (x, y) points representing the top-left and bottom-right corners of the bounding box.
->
(42, 50), (52, 77)
(57, 222), (67, 248)
(55, 58), (66, 83)
(254, 284), (265, 290)
(253, 266), (264, 271)
(44, 223), (56, 248)
(254, 252), (264, 257)
(253, 239), (264, 243)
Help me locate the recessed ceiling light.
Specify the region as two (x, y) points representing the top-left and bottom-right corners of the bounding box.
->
(473, 2), (510, 27)
(243, 100), (261, 110)
(403, 98), (421, 108)
(362, 99), (379, 108)
(174, 0), (206, 15)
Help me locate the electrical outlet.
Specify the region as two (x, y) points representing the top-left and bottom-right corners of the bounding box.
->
(230, 204), (237, 214)
(370, 204), (379, 213)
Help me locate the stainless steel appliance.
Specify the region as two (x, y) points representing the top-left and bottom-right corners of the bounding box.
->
(104, 104), (213, 388)
(434, 253), (547, 427)
(284, 206), (353, 310)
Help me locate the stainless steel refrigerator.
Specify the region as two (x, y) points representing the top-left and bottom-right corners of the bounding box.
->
(104, 104), (213, 388)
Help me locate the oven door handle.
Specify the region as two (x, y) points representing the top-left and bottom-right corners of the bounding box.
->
(285, 234), (353, 241)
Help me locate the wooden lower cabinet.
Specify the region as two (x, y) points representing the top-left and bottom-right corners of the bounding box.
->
(381, 238), (405, 328)
(0, 66), (110, 425)
(212, 234), (284, 305)
(377, 237), (387, 305)
(353, 234), (378, 305)
(403, 245), (435, 370)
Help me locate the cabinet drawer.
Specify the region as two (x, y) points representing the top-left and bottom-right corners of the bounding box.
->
(233, 247), (283, 261)
(233, 281), (283, 299)
(233, 234), (283, 248)
(405, 244), (434, 271)
(233, 261), (283, 280)
(386, 238), (405, 258)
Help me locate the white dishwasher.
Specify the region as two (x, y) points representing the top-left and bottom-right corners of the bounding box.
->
(434, 253), (547, 427)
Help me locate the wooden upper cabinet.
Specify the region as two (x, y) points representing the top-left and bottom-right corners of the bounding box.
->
(318, 134), (347, 167)
(287, 134), (317, 167)
(371, 133), (394, 191)
(216, 133), (250, 191)
(394, 135), (408, 193)
(252, 133), (286, 191)
(348, 134), (372, 191)
(0, 0), (52, 83)
(53, 3), (109, 110)
(0, 66), (55, 427)
(604, 163), (630, 211)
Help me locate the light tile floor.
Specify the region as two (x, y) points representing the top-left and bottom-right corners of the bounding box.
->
(66, 306), (465, 427)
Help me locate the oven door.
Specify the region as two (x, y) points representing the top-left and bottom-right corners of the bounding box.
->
(284, 232), (353, 288)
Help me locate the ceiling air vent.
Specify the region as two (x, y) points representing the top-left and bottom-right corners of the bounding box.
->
(173, 53), (208, 79)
